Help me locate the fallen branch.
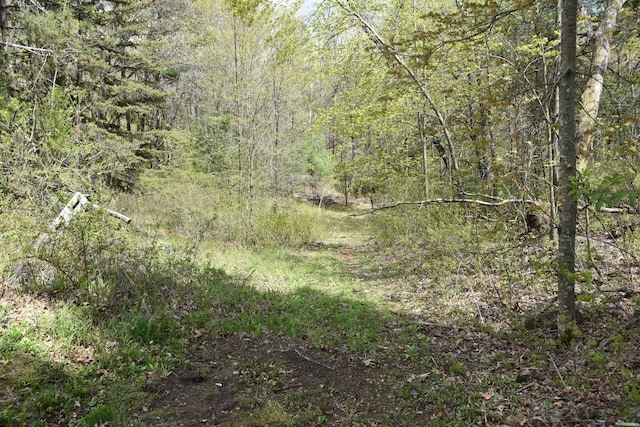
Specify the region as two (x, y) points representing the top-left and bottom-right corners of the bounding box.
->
(34, 192), (131, 250)
(580, 204), (639, 214)
(348, 198), (541, 216)
(546, 350), (567, 389)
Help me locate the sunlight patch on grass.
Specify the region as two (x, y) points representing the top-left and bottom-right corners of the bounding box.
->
(199, 268), (390, 353)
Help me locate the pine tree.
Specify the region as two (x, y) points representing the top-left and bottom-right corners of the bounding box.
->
(0, 0), (170, 200)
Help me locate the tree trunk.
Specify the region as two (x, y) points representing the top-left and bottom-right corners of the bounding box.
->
(576, 0), (627, 172)
(0, 0), (15, 93)
(418, 110), (429, 199)
(557, 0), (578, 346)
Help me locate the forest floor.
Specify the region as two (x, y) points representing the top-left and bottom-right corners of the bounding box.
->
(129, 214), (640, 426)
(2, 205), (640, 426)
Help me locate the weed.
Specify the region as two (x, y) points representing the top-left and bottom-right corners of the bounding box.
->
(76, 404), (118, 427)
(128, 314), (176, 345)
(587, 352), (608, 365)
(450, 360), (468, 377)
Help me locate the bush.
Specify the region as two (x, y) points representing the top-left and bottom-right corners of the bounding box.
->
(18, 207), (195, 317)
(117, 168), (327, 250)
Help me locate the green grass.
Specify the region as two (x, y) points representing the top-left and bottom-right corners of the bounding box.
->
(187, 265), (389, 352)
(0, 297), (182, 426)
(4, 168), (640, 425)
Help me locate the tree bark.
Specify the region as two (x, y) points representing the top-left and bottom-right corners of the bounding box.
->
(557, 0), (578, 346)
(576, 0), (627, 172)
(0, 0), (16, 93)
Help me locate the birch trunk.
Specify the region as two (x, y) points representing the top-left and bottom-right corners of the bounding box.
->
(576, 0), (627, 171)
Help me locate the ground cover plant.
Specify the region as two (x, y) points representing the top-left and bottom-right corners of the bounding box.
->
(1, 172), (640, 426)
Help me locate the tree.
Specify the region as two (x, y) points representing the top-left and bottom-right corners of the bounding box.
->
(556, 0), (628, 345)
(330, 0), (463, 194)
(576, 0), (627, 172)
(0, 0), (171, 201)
(162, 0), (317, 210)
(557, 0), (579, 345)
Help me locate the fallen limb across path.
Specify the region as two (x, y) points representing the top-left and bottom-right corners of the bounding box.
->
(349, 197), (541, 216)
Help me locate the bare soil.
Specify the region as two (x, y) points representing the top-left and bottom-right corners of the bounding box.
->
(132, 333), (401, 426)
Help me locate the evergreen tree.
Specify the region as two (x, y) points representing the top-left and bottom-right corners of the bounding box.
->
(0, 0), (170, 201)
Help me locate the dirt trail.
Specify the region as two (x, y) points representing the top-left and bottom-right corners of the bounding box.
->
(131, 224), (640, 426)
(132, 333), (401, 426)
(132, 233), (408, 426)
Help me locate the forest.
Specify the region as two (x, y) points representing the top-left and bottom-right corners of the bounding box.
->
(1, 0), (640, 425)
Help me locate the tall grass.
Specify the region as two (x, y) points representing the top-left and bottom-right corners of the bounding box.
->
(116, 168), (327, 251)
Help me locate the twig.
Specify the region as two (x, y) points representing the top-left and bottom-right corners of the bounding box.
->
(413, 320), (456, 329)
(557, 420), (639, 426)
(517, 383), (535, 393)
(546, 351), (567, 389)
(280, 346), (336, 371)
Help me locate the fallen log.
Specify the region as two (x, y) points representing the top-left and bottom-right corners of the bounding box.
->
(348, 197), (541, 216)
(34, 192), (130, 249)
(348, 197), (639, 217)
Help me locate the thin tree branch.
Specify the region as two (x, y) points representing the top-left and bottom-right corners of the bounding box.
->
(348, 197), (541, 216)
(2, 41), (53, 54)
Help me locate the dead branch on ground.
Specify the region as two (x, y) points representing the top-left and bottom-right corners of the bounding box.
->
(348, 197), (541, 216)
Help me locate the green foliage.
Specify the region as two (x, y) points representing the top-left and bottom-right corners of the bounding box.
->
(305, 134), (335, 189)
(0, 209), (234, 425)
(253, 206), (324, 248)
(122, 167), (326, 250)
(128, 314), (176, 345)
(366, 204), (470, 249)
(189, 116), (233, 173)
(76, 405), (119, 427)
(587, 352), (608, 365)
(222, 0), (266, 23)
(17, 206), (198, 323)
(0, 0), (171, 200)
(202, 275), (387, 352)
(574, 170), (638, 211)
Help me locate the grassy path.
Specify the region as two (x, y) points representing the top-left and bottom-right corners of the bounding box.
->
(2, 206), (640, 425)
(133, 211), (640, 426)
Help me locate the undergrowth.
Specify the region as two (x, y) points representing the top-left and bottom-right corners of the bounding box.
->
(117, 168), (327, 251)
(0, 201), (223, 425)
(3, 174), (640, 425)
(0, 184), (382, 426)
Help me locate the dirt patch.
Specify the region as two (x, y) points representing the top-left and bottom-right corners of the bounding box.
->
(132, 334), (400, 426)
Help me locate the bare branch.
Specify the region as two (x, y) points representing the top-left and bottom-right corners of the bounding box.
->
(2, 41), (53, 54)
(348, 197), (541, 216)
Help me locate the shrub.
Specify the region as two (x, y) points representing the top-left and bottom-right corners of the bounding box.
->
(252, 204), (324, 248)
(17, 207), (196, 317)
